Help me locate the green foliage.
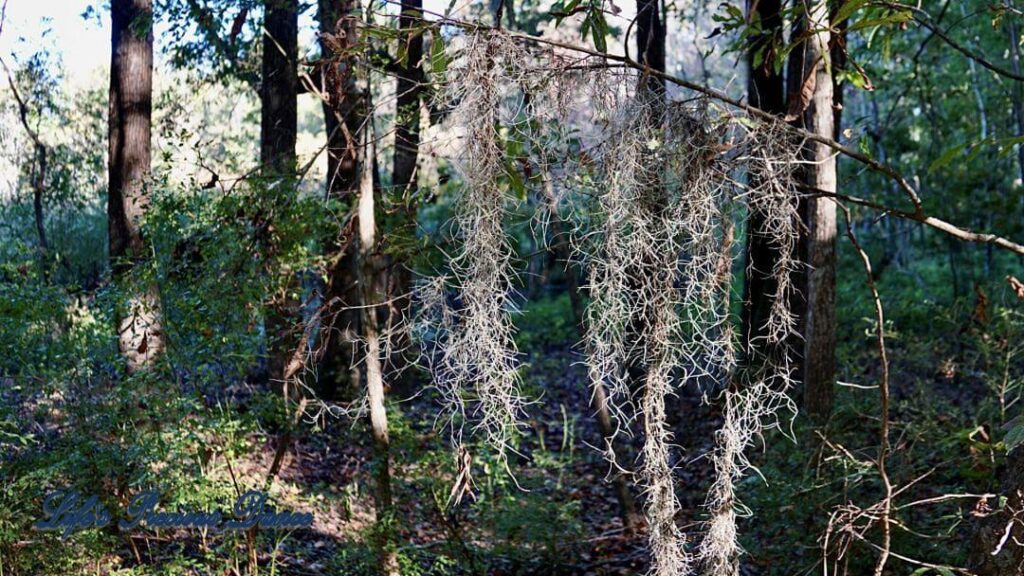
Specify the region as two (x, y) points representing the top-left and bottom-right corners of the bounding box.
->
(514, 294), (577, 353)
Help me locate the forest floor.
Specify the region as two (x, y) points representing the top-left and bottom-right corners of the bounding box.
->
(232, 334), (741, 575)
(8, 271), (1017, 576)
(196, 301), (997, 576)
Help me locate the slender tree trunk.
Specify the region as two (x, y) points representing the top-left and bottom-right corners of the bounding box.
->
(1007, 11), (1024, 221)
(317, 0), (365, 400)
(1010, 11), (1024, 182)
(32, 142), (48, 277)
(2, 59), (50, 275)
(636, 0), (666, 102)
(742, 0), (785, 357)
(261, 0), (299, 387)
(969, 447), (1024, 574)
(387, 0), (425, 384)
(968, 15), (1024, 571)
(970, 284), (1024, 574)
(109, 0), (162, 371)
(358, 122), (400, 576)
(786, 0), (836, 422)
(625, 0), (667, 380)
(831, 3), (847, 140)
(32, 143), (48, 249)
(261, 0), (298, 174)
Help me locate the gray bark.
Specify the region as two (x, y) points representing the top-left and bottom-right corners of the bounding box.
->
(787, 0), (837, 421)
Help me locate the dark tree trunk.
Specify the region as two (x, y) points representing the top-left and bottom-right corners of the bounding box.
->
(32, 142), (48, 277)
(1007, 11), (1024, 222)
(621, 0), (668, 398)
(260, 0), (298, 175)
(626, 0), (666, 378)
(831, 3), (847, 141)
(636, 0), (666, 99)
(261, 0), (300, 388)
(786, 0), (837, 422)
(970, 277), (1024, 573)
(386, 0), (425, 386)
(392, 0), (423, 198)
(109, 0), (162, 371)
(742, 0), (785, 359)
(317, 0), (366, 399)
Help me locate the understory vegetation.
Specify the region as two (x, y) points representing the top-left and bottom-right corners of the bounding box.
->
(1, 0), (1024, 575)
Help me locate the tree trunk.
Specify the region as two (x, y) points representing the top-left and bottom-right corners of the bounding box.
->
(786, 0), (837, 422)
(392, 0), (423, 198)
(358, 121), (400, 576)
(1007, 10), (1024, 220)
(742, 0), (785, 358)
(317, 0), (366, 400)
(970, 283), (1024, 574)
(260, 0), (299, 386)
(32, 143), (48, 267)
(386, 0), (425, 385)
(625, 0), (667, 381)
(831, 3), (847, 141)
(260, 0), (298, 175)
(635, 0), (666, 104)
(109, 0), (162, 371)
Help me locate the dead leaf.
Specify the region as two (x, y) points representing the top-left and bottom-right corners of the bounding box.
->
(974, 284), (989, 324)
(784, 56), (819, 122)
(447, 444), (474, 508)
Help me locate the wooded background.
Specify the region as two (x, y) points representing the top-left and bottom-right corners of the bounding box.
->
(1, 0), (1024, 575)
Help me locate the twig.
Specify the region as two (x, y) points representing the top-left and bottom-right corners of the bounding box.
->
(397, 9), (1024, 256)
(842, 205), (892, 576)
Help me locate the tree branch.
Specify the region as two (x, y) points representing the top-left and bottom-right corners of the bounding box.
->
(394, 6), (1024, 256)
(876, 1), (1024, 82)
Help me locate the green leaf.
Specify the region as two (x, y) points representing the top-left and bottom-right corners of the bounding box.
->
(396, 38), (409, 68)
(995, 135), (1024, 155)
(505, 158), (526, 199)
(590, 5), (608, 53)
(430, 32), (448, 78)
(929, 143), (968, 172)
(833, 0), (870, 25)
(848, 11), (912, 33)
(752, 45), (765, 70)
(1006, 423), (1024, 453)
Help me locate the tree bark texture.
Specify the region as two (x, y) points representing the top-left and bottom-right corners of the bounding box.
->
(109, 0), (162, 371)
(260, 0), (298, 175)
(742, 0), (786, 360)
(317, 0), (366, 399)
(358, 125), (400, 576)
(787, 0), (837, 422)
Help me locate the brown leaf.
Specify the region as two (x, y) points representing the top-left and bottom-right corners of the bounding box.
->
(784, 63), (817, 122)
(974, 284), (989, 324)
(447, 444), (474, 508)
